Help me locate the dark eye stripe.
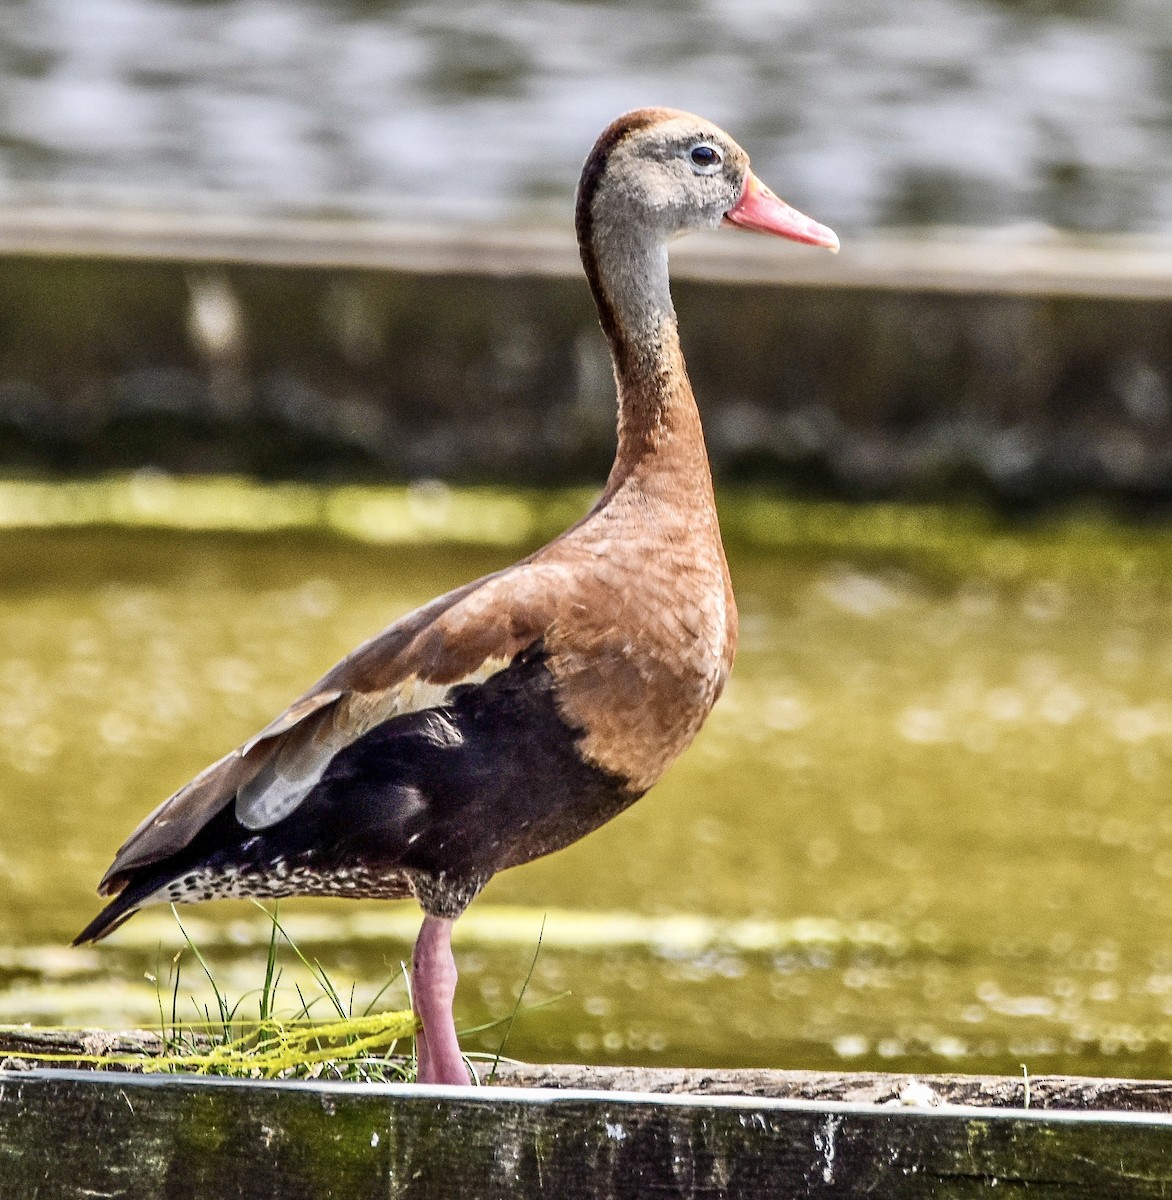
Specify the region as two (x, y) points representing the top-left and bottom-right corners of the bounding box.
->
(691, 145), (721, 167)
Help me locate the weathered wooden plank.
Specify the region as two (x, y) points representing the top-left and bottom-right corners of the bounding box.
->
(0, 205), (1169, 299)
(492, 1063), (1172, 1114)
(6, 1029), (1172, 1113)
(2, 1068), (1172, 1199)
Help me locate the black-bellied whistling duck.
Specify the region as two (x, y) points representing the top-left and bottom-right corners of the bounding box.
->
(76, 109), (838, 1085)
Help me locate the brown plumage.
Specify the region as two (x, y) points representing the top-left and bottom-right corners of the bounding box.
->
(76, 108), (838, 1085)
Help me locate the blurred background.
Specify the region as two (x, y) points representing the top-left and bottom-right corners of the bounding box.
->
(4, 0), (1172, 1080)
(0, 0), (1169, 231)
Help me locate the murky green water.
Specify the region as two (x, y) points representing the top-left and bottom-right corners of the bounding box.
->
(5, 478), (1172, 1077)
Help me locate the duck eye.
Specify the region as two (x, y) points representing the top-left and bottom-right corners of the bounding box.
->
(690, 145), (721, 168)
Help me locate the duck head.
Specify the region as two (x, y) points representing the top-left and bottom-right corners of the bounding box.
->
(578, 107), (839, 250)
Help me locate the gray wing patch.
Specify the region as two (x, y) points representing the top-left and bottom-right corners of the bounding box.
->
(235, 705), (338, 830)
(233, 659), (511, 831)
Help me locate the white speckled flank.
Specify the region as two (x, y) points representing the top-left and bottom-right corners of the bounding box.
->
(152, 861), (414, 908)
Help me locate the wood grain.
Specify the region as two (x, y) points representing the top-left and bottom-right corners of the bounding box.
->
(3, 1037), (1172, 1199)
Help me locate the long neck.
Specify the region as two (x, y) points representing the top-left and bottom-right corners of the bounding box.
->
(579, 223), (714, 504)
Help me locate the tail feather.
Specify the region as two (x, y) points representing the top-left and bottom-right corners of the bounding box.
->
(77, 800), (249, 945)
(73, 874), (164, 945)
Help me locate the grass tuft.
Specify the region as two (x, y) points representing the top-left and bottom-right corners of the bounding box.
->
(148, 902), (419, 1080)
(4, 904), (417, 1080)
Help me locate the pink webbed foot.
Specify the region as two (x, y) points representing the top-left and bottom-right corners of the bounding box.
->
(412, 914), (471, 1085)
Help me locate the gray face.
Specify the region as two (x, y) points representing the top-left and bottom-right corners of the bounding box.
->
(603, 117), (751, 239)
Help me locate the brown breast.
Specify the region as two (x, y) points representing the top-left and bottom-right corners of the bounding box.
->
(541, 478), (738, 794)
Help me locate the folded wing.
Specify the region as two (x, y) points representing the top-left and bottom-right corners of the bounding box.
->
(97, 560), (557, 896)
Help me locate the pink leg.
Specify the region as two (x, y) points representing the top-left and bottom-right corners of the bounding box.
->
(411, 914), (470, 1085)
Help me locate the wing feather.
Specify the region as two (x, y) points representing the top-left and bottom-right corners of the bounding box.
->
(235, 704), (338, 830)
(241, 691), (343, 756)
(232, 662), (509, 831)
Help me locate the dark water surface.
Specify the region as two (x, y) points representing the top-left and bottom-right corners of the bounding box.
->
(0, 0), (1169, 233)
(4, 480), (1172, 1076)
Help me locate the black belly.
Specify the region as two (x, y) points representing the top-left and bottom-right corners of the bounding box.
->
(141, 643), (641, 916)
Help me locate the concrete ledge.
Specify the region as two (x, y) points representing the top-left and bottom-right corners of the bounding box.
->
(2, 213), (1172, 498)
(0, 206), (1170, 299)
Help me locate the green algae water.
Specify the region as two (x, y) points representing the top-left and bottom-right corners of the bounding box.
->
(4, 477), (1172, 1078)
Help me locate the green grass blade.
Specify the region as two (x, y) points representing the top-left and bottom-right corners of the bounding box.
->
(488, 915), (545, 1082)
(171, 904), (232, 1032)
